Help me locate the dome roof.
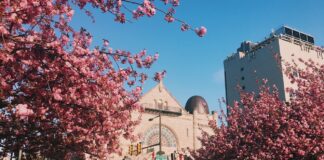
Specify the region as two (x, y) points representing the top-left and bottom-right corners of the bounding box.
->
(185, 96), (209, 114)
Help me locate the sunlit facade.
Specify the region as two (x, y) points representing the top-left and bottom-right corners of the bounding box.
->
(224, 26), (324, 107)
(112, 81), (216, 160)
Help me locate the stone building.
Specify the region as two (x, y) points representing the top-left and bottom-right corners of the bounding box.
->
(117, 81), (217, 160)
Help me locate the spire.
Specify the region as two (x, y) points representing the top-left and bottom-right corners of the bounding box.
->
(158, 80), (164, 92)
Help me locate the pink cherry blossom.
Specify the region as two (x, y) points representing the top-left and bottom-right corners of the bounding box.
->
(133, 6), (145, 19)
(53, 88), (63, 101)
(15, 104), (34, 119)
(195, 26), (207, 37)
(165, 15), (175, 23)
(154, 53), (159, 60)
(103, 39), (109, 47)
(162, 0), (169, 5)
(117, 0), (122, 7)
(193, 60), (324, 160)
(172, 0), (180, 6)
(154, 70), (167, 82)
(143, 0), (156, 17)
(115, 13), (126, 23)
(0, 0), (205, 159)
(181, 23), (190, 31)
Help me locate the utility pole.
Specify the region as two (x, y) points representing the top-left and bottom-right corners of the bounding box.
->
(18, 149), (22, 160)
(148, 110), (164, 156)
(159, 111), (162, 155)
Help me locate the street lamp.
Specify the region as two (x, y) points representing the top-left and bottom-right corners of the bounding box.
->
(148, 111), (165, 155)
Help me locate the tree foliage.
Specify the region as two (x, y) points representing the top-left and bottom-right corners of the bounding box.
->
(0, 0), (204, 159)
(194, 60), (324, 160)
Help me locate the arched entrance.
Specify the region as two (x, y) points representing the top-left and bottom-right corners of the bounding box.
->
(142, 125), (178, 155)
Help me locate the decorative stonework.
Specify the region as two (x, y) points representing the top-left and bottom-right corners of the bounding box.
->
(142, 125), (177, 148)
(117, 81), (214, 159)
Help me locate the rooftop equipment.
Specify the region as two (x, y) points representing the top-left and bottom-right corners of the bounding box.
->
(275, 26), (314, 44)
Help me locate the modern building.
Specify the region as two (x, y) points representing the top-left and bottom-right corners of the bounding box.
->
(224, 26), (324, 107)
(112, 81), (216, 160)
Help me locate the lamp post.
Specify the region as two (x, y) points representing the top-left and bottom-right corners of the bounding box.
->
(148, 111), (164, 155)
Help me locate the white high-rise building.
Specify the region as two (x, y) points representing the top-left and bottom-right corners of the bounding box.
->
(224, 26), (324, 107)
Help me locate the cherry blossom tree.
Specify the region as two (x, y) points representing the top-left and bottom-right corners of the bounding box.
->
(193, 60), (324, 160)
(0, 0), (205, 159)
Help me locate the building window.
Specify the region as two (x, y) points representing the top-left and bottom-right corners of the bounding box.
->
(241, 76), (245, 80)
(240, 67), (244, 71)
(289, 92), (296, 98)
(285, 27), (293, 36)
(287, 67), (299, 77)
(293, 70), (299, 77)
(293, 30), (300, 39)
(307, 36), (314, 44)
(157, 99), (163, 109)
(242, 86), (246, 90)
(300, 33), (307, 41)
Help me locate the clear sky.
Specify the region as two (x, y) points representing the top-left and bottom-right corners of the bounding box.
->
(70, 0), (324, 112)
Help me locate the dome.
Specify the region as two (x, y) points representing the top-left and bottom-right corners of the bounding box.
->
(185, 96), (209, 114)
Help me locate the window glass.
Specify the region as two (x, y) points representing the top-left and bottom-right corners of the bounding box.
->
(285, 27), (293, 36)
(293, 30), (300, 38)
(300, 33), (307, 41)
(307, 36), (314, 44)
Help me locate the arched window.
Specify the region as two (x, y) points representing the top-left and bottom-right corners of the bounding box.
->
(157, 99), (163, 109)
(143, 125), (177, 148)
(164, 101), (168, 110)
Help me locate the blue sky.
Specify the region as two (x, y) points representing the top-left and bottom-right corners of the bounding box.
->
(70, 0), (324, 112)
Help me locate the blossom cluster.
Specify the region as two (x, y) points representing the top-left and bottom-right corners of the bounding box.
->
(0, 0), (187, 159)
(193, 60), (324, 159)
(0, 0), (207, 159)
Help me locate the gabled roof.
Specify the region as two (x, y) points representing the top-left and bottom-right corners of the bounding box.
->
(140, 81), (183, 109)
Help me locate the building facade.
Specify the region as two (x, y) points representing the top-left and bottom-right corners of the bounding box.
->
(114, 81), (216, 160)
(224, 26), (324, 107)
